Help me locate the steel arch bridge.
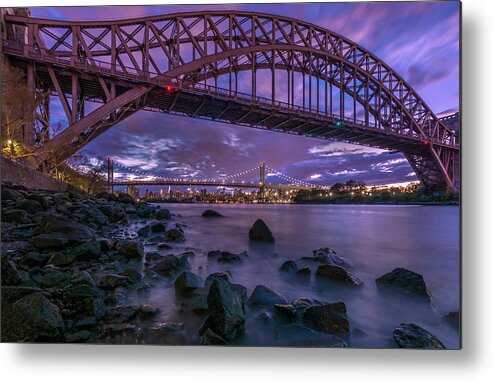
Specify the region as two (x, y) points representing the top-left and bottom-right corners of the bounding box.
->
(1, 10), (460, 191)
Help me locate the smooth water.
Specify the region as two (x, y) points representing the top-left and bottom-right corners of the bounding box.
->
(132, 203), (460, 348)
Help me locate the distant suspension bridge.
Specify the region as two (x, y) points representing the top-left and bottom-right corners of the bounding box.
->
(107, 159), (329, 198)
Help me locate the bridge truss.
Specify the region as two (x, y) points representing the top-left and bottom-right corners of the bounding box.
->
(1, 10), (459, 191)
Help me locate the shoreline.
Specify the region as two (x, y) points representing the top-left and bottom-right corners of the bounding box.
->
(146, 200), (459, 206)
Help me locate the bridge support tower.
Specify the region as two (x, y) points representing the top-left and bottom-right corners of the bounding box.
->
(259, 162), (266, 202)
(107, 157), (114, 194)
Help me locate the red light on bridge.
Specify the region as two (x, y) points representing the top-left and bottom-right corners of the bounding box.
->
(165, 85), (173, 92)
(424, 139), (430, 145)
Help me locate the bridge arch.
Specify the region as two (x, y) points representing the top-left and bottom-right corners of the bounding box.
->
(2, 10), (459, 190)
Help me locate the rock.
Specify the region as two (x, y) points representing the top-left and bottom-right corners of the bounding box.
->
(105, 305), (139, 323)
(20, 252), (50, 267)
(65, 330), (93, 343)
(117, 192), (135, 204)
(249, 219), (275, 242)
(247, 284), (288, 308)
(143, 322), (186, 345)
(205, 272), (232, 287)
(1, 292), (64, 342)
(279, 260), (298, 273)
(26, 194), (48, 209)
(256, 309), (273, 322)
(156, 208), (172, 220)
(119, 268), (142, 282)
(205, 279), (246, 341)
(296, 267), (311, 276)
(137, 225), (151, 237)
(1, 259), (23, 286)
(187, 288), (209, 313)
(274, 304), (297, 325)
(275, 324), (347, 348)
(32, 233), (68, 249)
(137, 206), (155, 218)
(442, 311), (460, 330)
(98, 238), (113, 252)
(201, 328), (228, 345)
(302, 302), (350, 337)
(149, 221), (166, 233)
(16, 199), (43, 214)
(217, 251), (243, 264)
(1, 188), (24, 201)
(115, 240), (144, 260)
(145, 252), (162, 262)
(99, 274), (132, 290)
(316, 264), (363, 287)
(393, 323), (446, 349)
(2, 209), (28, 223)
(73, 316), (98, 329)
(62, 284), (104, 318)
(375, 268), (433, 305)
(151, 254), (187, 276)
(165, 228), (185, 241)
(71, 271), (95, 286)
(82, 208), (108, 226)
(202, 209), (223, 217)
(47, 253), (76, 267)
(70, 239), (101, 261)
(138, 303), (160, 319)
(95, 192), (118, 202)
(105, 287), (127, 306)
(174, 271), (204, 295)
(38, 214), (95, 244)
(40, 271), (71, 288)
(156, 243), (172, 250)
(312, 247), (353, 268)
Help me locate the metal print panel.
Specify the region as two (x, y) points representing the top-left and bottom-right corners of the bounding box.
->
(0, 1), (461, 349)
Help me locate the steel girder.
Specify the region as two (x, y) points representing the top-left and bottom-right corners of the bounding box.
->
(1, 10), (459, 190)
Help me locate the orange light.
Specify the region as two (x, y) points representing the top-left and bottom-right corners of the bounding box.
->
(424, 139), (429, 145)
(165, 85), (172, 92)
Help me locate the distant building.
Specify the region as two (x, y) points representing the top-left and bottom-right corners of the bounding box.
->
(126, 185), (139, 199)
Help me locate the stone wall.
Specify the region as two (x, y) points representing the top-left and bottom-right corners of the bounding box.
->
(1, 156), (75, 192)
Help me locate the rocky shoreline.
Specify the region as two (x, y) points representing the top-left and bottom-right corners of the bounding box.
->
(1, 186), (458, 348)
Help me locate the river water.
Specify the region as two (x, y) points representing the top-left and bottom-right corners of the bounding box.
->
(133, 203), (460, 349)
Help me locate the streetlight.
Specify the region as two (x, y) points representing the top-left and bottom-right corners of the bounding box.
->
(7, 139), (12, 145)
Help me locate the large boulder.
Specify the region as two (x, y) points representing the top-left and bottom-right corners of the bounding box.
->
(1, 291), (64, 342)
(302, 302), (350, 337)
(38, 214), (95, 244)
(174, 271), (204, 295)
(275, 323), (346, 348)
(249, 219), (275, 242)
(247, 284), (288, 308)
(279, 260), (298, 273)
(155, 208), (172, 220)
(117, 192), (135, 204)
(115, 240), (144, 260)
(105, 305), (139, 324)
(62, 284), (105, 318)
(375, 268), (433, 305)
(315, 265), (363, 287)
(70, 239), (101, 261)
(32, 233), (69, 250)
(202, 209), (223, 217)
(311, 247), (353, 269)
(204, 279), (246, 341)
(151, 254), (188, 276)
(393, 323), (445, 349)
(40, 271), (71, 288)
(149, 221), (167, 233)
(165, 228), (185, 241)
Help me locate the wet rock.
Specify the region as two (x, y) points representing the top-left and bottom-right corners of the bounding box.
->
(207, 250), (221, 259)
(138, 303), (160, 319)
(151, 254), (187, 276)
(204, 278), (246, 341)
(165, 228), (185, 242)
(296, 267), (311, 276)
(304, 247), (353, 269)
(279, 260), (297, 273)
(105, 305), (139, 323)
(98, 238), (113, 252)
(144, 322), (186, 345)
(302, 302), (350, 337)
(393, 323), (445, 349)
(47, 253), (76, 267)
(38, 214), (95, 244)
(137, 225), (152, 237)
(156, 243), (172, 250)
(3, 209), (28, 223)
(99, 274), (132, 290)
(16, 199), (43, 214)
(115, 240), (144, 260)
(71, 271), (95, 286)
(275, 324), (346, 348)
(316, 264), (363, 287)
(119, 267), (142, 282)
(247, 284), (288, 308)
(202, 209), (223, 217)
(256, 309), (273, 323)
(117, 192), (135, 204)
(1, 292), (64, 342)
(32, 233), (68, 249)
(156, 208), (172, 220)
(205, 272), (232, 287)
(249, 219), (275, 242)
(174, 271), (204, 295)
(137, 206), (155, 218)
(217, 251), (243, 264)
(70, 239), (101, 261)
(201, 328), (228, 345)
(150, 221), (166, 233)
(375, 268), (433, 305)
(187, 287), (209, 313)
(442, 311), (460, 330)
(40, 271), (71, 288)
(62, 284), (105, 318)
(145, 252), (162, 262)
(274, 304), (297, 325)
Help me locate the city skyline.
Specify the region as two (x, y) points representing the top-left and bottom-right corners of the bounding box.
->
(30, 2), (460, 187)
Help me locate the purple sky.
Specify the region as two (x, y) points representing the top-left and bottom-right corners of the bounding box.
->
(30, 1), (460, 187)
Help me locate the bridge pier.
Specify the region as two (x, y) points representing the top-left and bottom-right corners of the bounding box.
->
(259, 162), (266, 202)
(107, 157), (114, 194)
